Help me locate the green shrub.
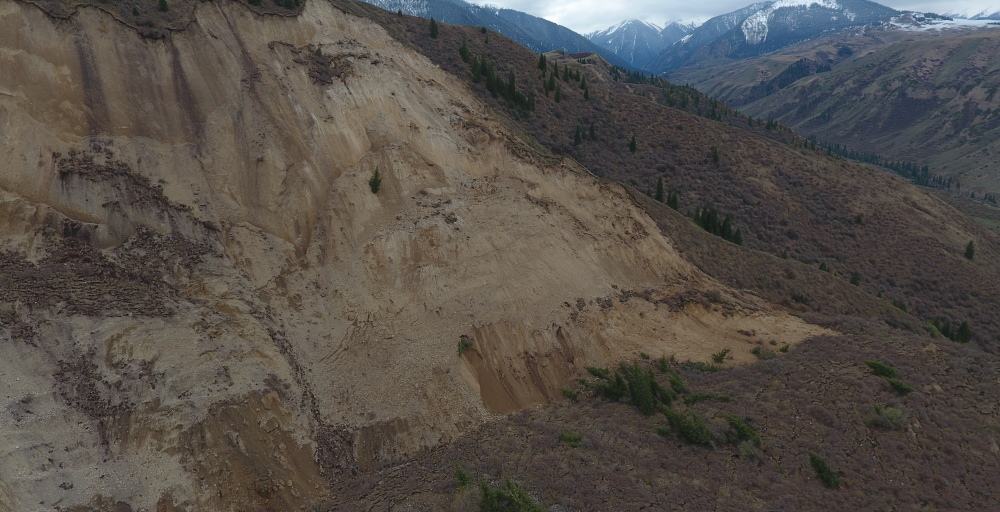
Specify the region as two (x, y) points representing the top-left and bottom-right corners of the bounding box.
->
(561, 388), (578, 402)
(751, 346), (776, 360)
(586, 366), (611, 380)
(455, 467), (471, 488)
(588, 363), (674, 413)
(457, 335), (473, 355)
(866, 405), (907, 430)
(779, 344), (790, 353)
(662, 408), (714, 447)
(737, 440), (761, 460)
(886, 378), (913, 395)
(711, 349), (731, 365)
(809, 454), (840, 489)
(620, 363), (670, 414)
(480, 480), (543, 512)
(682, 393), (731, 405)
(656, 356), (671, 374)
(724, 416), (761, 447)
(559, 431), (582, 448)
(369, 168), (382, 194)
(158, 0), (168, 12)
(865, 360), (897, 378)
(667, 372), (687, 395)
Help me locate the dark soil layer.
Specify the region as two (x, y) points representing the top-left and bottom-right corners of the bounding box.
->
(20, 0), (302, 38)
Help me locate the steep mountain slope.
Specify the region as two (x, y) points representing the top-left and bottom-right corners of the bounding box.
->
(356, 0), (628, 66)
(314, 6), (1000, 508)
(3, 0), (1000, 511)
(587, 19), (694, 71)
(0, 0), (831, 510)
(361, 3), (1000, 345)
(651, 0), (900, 72)
(670, 27), (1000, 194)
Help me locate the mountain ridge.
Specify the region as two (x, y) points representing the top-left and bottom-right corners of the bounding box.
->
(650, 0), (901, 72)
(587, 18), (696, 71)
(357, 0), (630, 66)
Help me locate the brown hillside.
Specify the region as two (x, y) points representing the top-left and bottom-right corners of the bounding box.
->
(670, 28), (1000, 195)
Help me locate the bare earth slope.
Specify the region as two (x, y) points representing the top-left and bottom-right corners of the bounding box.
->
(348, 6), (1000, 349)
(0, 1), (831, 510)
(295, 10), (1000, 509)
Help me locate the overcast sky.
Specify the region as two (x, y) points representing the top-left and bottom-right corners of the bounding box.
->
(473, 0), (1000, 33)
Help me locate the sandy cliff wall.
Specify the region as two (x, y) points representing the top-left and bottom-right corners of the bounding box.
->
(0, 1), (828, 509)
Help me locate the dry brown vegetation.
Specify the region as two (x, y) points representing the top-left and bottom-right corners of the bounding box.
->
(330, 328), (1000, 511)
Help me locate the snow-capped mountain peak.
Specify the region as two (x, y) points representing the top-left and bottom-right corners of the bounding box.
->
(652, 0), (902, 72)
(742, 0), (843, 45)
(587, 18), (695, 70)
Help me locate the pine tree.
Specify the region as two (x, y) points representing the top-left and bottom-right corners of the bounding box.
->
(965, 241), (975, 260)
(555, 85), (561, 103)
(538, 53), (547, 71)
(430, 18), (439, 39)
(546, 73), (556, 95)
(583, 85), (589, 100)
(667, 191), (679, 210)
(459, 41), (470, 63)
(158, 0), (168, 11)
(629, 135), (637, 153)
(655, 177), (664, 202)
(710, 146), (720, 165)
(957, 321), (972, 343)
(580, 75), (587, 90)
(574, 126), (582, 146)
(507, 71), (516, 99)
(472, 57), (483, 83)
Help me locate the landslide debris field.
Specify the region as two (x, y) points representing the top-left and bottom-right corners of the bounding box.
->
(0, 1), (998, 511)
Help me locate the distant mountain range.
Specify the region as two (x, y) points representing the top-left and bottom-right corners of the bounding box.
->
(945, 10), (1000, 20)
(649, 0), (902, 72)
(668, 26), (1000, 193)
(357, 0), (628, 67)
(585, 19), (695, 71)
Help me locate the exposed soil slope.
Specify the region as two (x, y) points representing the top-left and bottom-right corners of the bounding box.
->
(0, 1), (831, 510)
(341, 3), (1000, 350)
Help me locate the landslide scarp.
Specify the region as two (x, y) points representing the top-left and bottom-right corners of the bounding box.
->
(0, 1), (829, 510)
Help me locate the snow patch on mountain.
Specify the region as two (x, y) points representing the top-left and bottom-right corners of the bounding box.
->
(741, 0), (842, 45)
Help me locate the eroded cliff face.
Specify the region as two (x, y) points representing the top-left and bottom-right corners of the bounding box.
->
(0, 1), (828, 509)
